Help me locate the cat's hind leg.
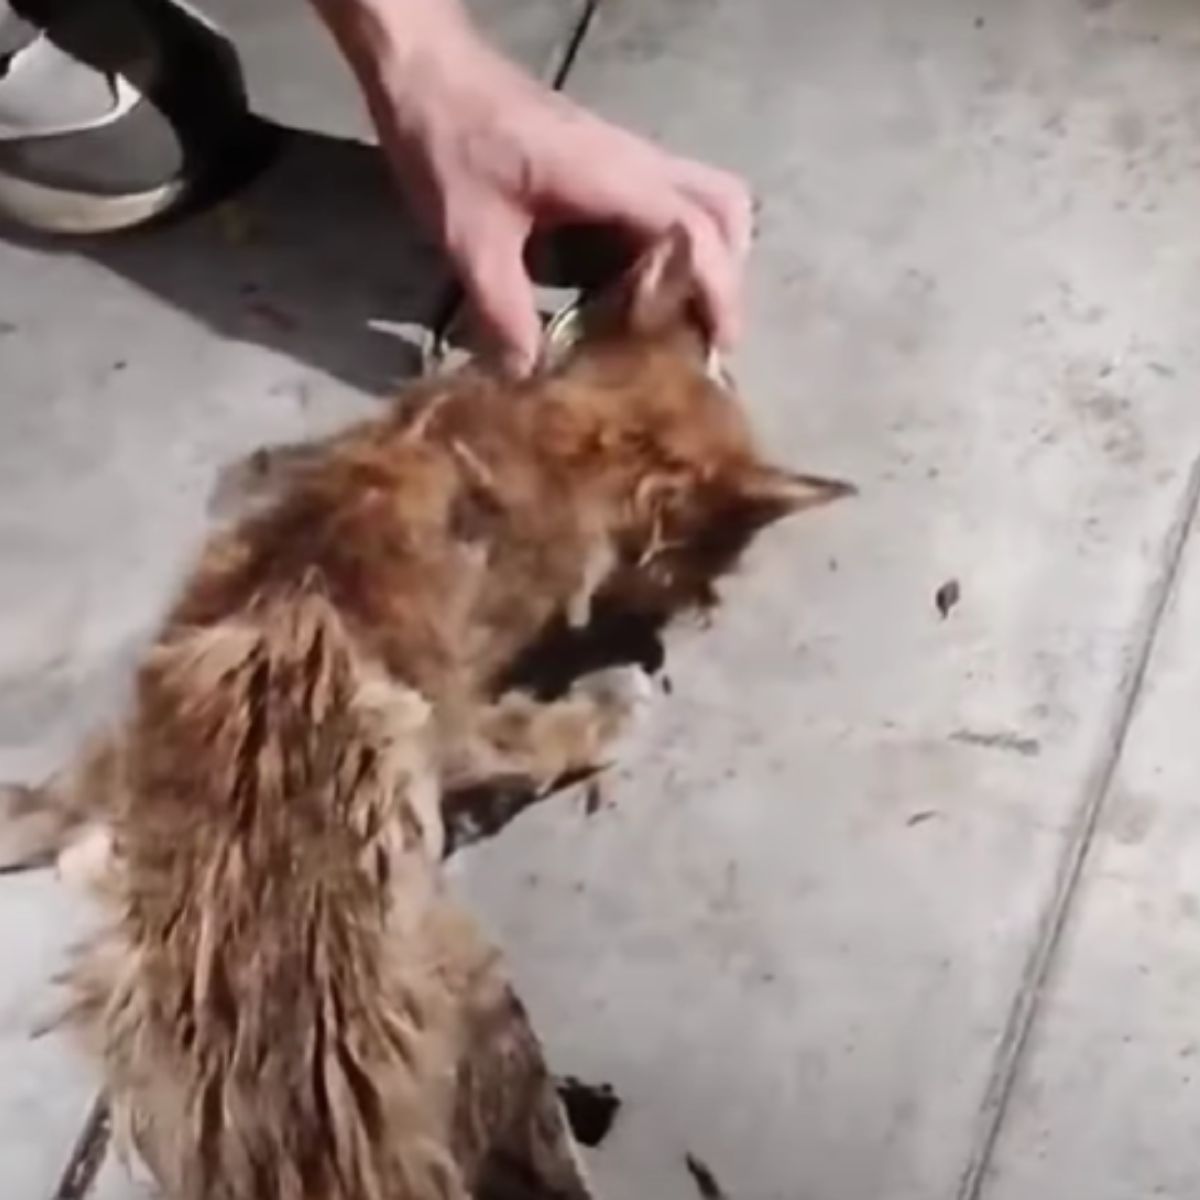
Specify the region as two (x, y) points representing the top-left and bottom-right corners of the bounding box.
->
(0, 736), (122, 878)
(0, 781), (70, 872)
(429, 901), (600, 1200)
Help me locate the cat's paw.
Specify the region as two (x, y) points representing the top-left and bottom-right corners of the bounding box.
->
(570, 665), (654, 742)
(56, 824), (114, 895)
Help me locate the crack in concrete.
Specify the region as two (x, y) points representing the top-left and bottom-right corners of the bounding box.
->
(955, 452), (1200, 1200)
(548, 0), (602, 90)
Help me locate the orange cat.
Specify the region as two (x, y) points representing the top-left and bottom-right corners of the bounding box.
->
(2, 230), (850, 1200)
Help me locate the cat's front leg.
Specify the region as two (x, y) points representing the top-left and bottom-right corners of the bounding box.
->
(462, 665), (652, 786)
(441, 666), (652, 853)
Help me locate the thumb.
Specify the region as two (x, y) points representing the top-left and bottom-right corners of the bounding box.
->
(452, 214), (540, 377)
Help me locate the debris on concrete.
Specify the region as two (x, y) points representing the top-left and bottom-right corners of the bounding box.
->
(905, 810), (940, 828)
(951, 729), (1042, 757)
(684, 1152), (728, 1200)
(935, 578), (961, 619)
(583, 778), (606, 816)
(556, 1077), (621, 1147)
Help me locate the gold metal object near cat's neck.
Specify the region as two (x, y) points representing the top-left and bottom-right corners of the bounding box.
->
(541, 293), (728, 384)
(427, 289), (727, 383)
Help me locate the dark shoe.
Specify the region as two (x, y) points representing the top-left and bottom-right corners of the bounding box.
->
(0, 0), (269, 232)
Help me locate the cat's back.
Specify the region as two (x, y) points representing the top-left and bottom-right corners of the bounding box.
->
(170, 371), (574, 682)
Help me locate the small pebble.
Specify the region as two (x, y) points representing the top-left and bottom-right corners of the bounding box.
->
(935, 579), (961, 619)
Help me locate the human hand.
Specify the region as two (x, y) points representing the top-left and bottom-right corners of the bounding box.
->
(337, 10), (752, 374)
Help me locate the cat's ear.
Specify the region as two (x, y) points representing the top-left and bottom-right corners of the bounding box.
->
(725, 465), (855, 528)
(627, 224), (697, 336)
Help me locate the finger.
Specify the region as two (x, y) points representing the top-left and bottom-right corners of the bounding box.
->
(670, 158), (755, 261)
(539, 130), (684, 235)
(535, 130), (746, 347)
(550, 162), (744, 349)
(450, 211), (541, 377)
(677, 207), (743, 351)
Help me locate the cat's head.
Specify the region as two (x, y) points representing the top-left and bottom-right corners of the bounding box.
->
(546, 226), (854, 618)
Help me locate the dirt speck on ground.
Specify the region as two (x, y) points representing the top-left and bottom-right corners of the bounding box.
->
(906, 810), (940, 827)
(557, 1078), (621, 1147)
(935, 579), (961, 619)
(684, 1153), (729, 1200)
(951, 728), (1041, 757)
(584, 778), (606, 815)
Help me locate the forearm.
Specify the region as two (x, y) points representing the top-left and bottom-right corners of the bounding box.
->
(309, 0), (476, 112)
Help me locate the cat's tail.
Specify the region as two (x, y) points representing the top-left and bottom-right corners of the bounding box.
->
(77, 588), (463, 1200)
(139, 586), (447, 863)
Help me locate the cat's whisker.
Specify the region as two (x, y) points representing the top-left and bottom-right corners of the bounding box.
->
(403, 387), (453, 442)
(448, 438), (500, 498)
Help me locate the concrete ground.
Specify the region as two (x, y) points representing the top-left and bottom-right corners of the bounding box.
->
(3, 0), (1200, 1196)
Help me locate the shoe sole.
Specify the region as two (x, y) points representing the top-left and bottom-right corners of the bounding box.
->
(0, 0), (262, 235)
(0, 165), (188, 234)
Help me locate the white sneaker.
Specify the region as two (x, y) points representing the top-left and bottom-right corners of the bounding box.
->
(0, 0), (270, 233)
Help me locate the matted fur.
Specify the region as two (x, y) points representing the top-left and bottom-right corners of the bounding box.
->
(3, 230), (851, 1200)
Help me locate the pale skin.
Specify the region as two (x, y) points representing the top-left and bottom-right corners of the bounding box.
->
(310, 0), (752, 374)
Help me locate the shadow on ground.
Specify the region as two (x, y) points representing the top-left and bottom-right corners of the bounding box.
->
(2, 119), (641, 396)
(3, 125), (449, 395)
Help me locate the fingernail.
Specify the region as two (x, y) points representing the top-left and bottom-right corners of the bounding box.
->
(500, 347), (536, 379)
